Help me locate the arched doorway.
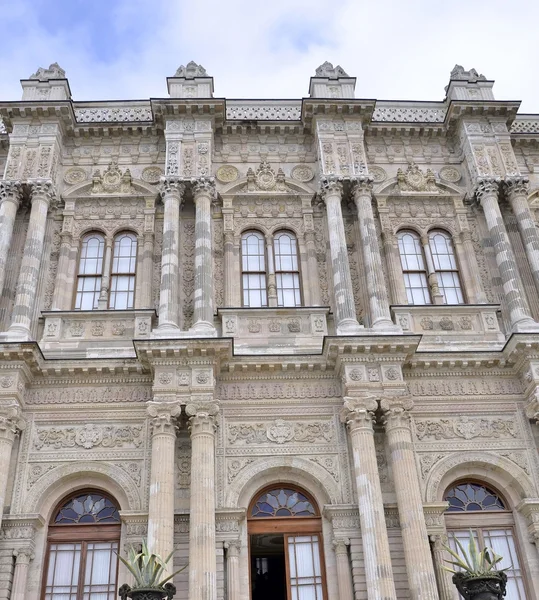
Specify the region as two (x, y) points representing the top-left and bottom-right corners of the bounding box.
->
(247, 486), (327, 600)
(41, 490), (121, 600)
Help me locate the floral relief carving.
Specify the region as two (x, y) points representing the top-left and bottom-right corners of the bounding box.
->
(418, 453), (447, 479)
(218, 381), (342, 400)
(414, 417), (517, 441)
(26, 386), (152, 405)
(311, 455), (340, 482)
(33, 424), (144, 450)
(227, 419), (334, 445)
(181, 220), (195, 328)
(409, 379), (522, 397)
(227, 458), (255, 483)
(26, 463), (59, 489)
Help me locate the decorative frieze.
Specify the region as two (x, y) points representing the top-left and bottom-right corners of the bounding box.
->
(226, 419), (334, 445)
(25, 385), (152, 405)
(414, 416), (517, 441)
(74, 105), (153, 123)
(217, 380), (342, 400)
(33, 423), (144, 450)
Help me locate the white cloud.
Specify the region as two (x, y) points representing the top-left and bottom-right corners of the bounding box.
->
(0, 0), (537, 111)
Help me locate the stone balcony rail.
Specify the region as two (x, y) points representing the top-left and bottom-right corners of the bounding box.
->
(391, 304), (504, 350)
(511, 116), (539, 134)
(218, 307), (329, 354)
(40, 309), (156, 358)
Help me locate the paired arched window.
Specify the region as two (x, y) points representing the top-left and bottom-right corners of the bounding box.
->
(75, 232), (137, 310)
(43, 491), (121, 600)
(444, 482), (527, 599)
(241, 231), (302, 308)
(397, 230), (463, 305)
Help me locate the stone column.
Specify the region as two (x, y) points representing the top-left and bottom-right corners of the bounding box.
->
(353, 179), (396, 330)
(421, 235), (444, 305)
(381, 229), (408, 305)
(505, 176), (539, 298)
(6, 180), (54, 339)
(320, 177), (362, 334)
(224, 540), (241, 600)
(157, 179), (184, 331)
(186, 400), (219, 600)
(332, 538), (354, 600)
(98, 238), (113, 309)
(223, 232), (236, 307)
(0, 181), (22, 298)
(140, 231), (155, 309)
(0, 404), (24, 530)
(430, 534), (456, 600)
(146, 401), (181, 571)
(381, 397), (439, 600)
(192, 179), (217, 335)
(340, 397), (397, 600)
(11, 548), (33, 600)
(476, 178), (538, 331)
(51, 229), (73, 310)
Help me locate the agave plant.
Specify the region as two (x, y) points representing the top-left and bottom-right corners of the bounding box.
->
(443, 530), (509, 576)
(117, 539), (187, 589)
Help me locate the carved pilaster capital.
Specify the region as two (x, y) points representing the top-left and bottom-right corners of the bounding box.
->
(459, 229), (472, 244)
(191, 177), (216, 200)
(351, 175), (374, 200)
(380, 396), (414, 431)
(186, 399), (219, 436)
(28, 179), (56, 206)
(504, 176), (530, 200)
(159, 178), (185, 204)
(474, 177), (500, 205)
(340, 396), (378, 432)
(13, 547), (34, 564)
(0, 403), (25, 443)
(0, 180), (23, 206)
(146, 401), (181, 436)
(332, 538), (350, 555)
(319, 175), (343, 202)
(429, 533), (449, 550)
(525, 392), (539, 424)
(224, 539), (241, 557)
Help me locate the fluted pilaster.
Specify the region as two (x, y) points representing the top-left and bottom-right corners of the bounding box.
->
(0, 181), (23, 298)
(0, 404), (24, 530)
(11, 548), (33, 600)
(381, 397), (439, 600)
(340, 397), (397, 600)
(320, 177), (361, 334)
(186, 399), (219, 600)
(332, 538), (354, 600)
(157, 179), (184, 330)
(224, 540), (241, 600)
(382, 229), (408, 305)
(431, 534), (456, 600)
(191, 178), (217, 335)
(476, 178), (538, 331)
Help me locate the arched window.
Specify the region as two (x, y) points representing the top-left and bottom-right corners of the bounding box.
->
(397, 230), (431, 305)
(274, 232), (302, 307)
(75, 233), (105, 310)
(444, 482), (528, 599)
(43, 491), (121, 600)
(241, 231), (268, 307)
(109, 232), (137, 309)
(428, 230), (464, 304)
(248, 486), (326, 600)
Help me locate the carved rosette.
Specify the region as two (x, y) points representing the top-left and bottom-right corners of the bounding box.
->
(351, 175), (374, 199)
(380, 397), (414, 431)
(159, 178), (185, 204)
(146, 401), (181, 436)
(504, 176), (530, 200)
(319, 176), (343, 202)
(191, 177), (216, 200)
(0, 180), (23, 206)
(28, 180), (56, 207)
(475, 177), (500, 204)
(339, 396), (378, 432)
(186, 399), (220, 436)
(0, 404), (25, 443)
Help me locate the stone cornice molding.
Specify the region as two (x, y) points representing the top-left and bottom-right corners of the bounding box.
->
(504, 176), (530, 200)
(474, 177), (500, 205)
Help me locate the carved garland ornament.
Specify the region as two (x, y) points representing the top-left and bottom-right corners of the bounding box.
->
(227, 419), (334, 445)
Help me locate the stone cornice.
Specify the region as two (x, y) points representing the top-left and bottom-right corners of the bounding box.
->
(445, 99), (521, 127)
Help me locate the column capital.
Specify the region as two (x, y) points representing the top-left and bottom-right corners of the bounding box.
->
(0, 403), (25, 442)
(380, 396), (414, 430)
(146, 401), (181, 436)
(319, 175), (343, 201)
(13, 547), (34, 564)
(191, 177), (216, 200)
(340, 396), (378, 432)
(224, 539), (241, 557)
(504, 176), (530, 200)
(159, 177), (185, 202)
(0, 180), (23, 206)
(28, 179), (56, 206)
(351, 175), (374, 200)
(186, 399), (219, 436)
(474, 177), (501, 204)
(332, 537), (350, 555)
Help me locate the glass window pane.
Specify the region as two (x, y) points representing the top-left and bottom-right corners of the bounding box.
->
(44, 543), (81, 600)
(429, 231), (463, 304)
(398, 231), (430, 305)
(82, 541), (118, 600)
(274, 232), (301, 307)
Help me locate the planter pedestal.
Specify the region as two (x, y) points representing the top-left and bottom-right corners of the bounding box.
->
(452, 572), (507, 600)
(119, 583), (176, 600)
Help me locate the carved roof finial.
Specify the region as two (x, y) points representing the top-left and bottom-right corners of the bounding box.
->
(450, 64), (487, 83)
(174, 61), (208, 78)
(29, 62), (66, 81)
(314, 62), (349, 79)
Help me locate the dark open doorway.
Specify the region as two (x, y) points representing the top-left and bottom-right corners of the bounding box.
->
(250, 534), (287, 600)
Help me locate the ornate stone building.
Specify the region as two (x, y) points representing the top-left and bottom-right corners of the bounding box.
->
(0, 60), (538, 600)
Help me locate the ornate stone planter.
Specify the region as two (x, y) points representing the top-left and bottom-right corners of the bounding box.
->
(119, 583), (176, 600)
(452, 572), (507, 600)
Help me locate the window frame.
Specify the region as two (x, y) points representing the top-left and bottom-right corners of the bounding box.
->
(428, 229), (465, 305)
(397, 229), (432, 305)
(74, 232), (106, 311)
(108, 231), (138, 310)
(273, 230), (303, 308)
(240, 230), (269, 308)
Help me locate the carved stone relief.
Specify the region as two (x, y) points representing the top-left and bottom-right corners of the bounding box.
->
(227, 419), (334, 446)
(414, 416), (517, 441)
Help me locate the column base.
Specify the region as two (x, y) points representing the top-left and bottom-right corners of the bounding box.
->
(513, 318), (539, 333)
(336, 319), (364, 335)
(0, 325), (32, 342)
(371, 318), (402, 333)
(189, 321), (217, 337)
(152, 323), (182, 338)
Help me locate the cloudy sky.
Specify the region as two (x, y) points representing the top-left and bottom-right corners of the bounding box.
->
(1, 0), (537, 112)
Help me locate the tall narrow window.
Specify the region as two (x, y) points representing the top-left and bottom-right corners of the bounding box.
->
(274, 231), (301, 307)
(397, 231), (431, 305)
(75, 233), (105, 310)
(428, 231), (464, 304)
(109, 232), (137, 310)
(444, 482), (528, 599)
(43, 491), (121, 600)
(242, 231), (268, 307)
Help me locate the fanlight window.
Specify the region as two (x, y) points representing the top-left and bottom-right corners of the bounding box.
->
(446, 482), (505, 512)
(251, 488), (316, 518)
(54, 493), (121, 524)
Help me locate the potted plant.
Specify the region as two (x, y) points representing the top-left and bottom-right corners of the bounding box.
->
(117, 539), (187, 600)
(443, 530), (508, 600)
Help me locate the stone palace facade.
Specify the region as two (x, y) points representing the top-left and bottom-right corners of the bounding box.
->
(0, 60), (539, 600)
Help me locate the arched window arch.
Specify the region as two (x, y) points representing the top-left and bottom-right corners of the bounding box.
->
(43, 490), (121, 600)
(444, 482), (528, 599)
(273, 231), (302, 307)
(397, 230), (431, 305)
(241, 231), (268, 307)
(247, 486), (326, 600)
(109, 231), (137, 310)
(428, 230), (464, 304)
(75, 232), (105, 310)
